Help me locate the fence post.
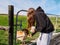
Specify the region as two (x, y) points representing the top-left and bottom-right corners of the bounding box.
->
(8, 5), (14, 45)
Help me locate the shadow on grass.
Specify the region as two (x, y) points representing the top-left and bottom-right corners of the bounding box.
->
(0, 43), (8, 45)
(17, 40), (36, 45)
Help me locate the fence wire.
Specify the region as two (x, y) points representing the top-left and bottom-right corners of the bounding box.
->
(47, 14), (60, 32)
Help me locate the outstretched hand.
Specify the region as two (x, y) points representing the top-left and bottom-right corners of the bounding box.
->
(30, 26), (36, 33)
(30, 26), (37, 36)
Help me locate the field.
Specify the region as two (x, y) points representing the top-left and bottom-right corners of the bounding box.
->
(0, 14), (60, 45)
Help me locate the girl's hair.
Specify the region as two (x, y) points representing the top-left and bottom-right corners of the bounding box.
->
(27, 8), (35, 16)
(27, 8), (35, 29)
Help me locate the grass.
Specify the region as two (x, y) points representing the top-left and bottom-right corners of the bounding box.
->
(0, 15), (8, 26)
(0, 14), (60, 45)
(0, 30), (8, 45)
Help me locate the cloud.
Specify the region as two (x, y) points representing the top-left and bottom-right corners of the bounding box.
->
(39, 0), (47, 8)
(43, 0), (60, 15)
(0, 0), (60, 15)
(0, 0), (10, 14)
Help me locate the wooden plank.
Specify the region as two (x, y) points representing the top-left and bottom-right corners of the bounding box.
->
(8, 5), (14, 45)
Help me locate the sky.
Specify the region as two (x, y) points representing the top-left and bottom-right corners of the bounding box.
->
(0, 0), (60, 15)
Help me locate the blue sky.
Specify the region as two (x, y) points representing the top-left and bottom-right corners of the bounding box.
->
(0, 0), (60, 15)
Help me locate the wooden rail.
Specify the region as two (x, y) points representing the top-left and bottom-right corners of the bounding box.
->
(0, 26), (9, 30)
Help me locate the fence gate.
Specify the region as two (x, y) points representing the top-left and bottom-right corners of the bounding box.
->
(14, 10), (28, 45)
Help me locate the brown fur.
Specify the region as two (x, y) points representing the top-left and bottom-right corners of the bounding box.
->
(17, 29), (29, 45)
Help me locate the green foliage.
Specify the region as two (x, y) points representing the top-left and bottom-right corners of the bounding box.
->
(0, 14), (60, 45)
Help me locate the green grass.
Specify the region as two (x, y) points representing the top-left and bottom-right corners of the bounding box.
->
(0, 15), (8, 26)
(14, 15), (28, 29)
(0, 14), (60, 45)
(0, 30), (8, 45)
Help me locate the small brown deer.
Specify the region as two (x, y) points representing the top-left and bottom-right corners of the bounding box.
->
(16, 29), (29, 45)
